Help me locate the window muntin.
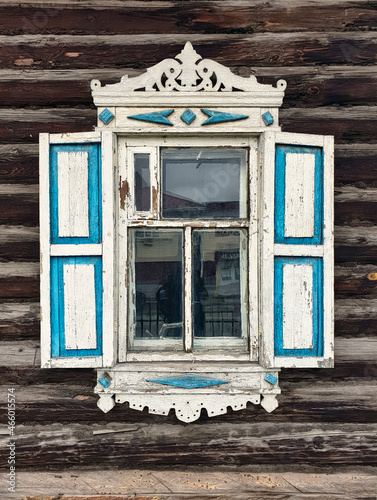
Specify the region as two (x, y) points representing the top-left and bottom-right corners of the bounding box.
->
(161, 148), (247, 219)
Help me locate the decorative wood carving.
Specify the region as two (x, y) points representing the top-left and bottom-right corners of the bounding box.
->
(91, 42), (287, 94)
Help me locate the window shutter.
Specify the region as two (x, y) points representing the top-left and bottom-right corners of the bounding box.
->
(261, 131), (334, 368)
(40, 132), (115, 368)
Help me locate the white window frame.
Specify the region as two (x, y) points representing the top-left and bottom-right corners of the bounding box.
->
(117, 135), (259, 363)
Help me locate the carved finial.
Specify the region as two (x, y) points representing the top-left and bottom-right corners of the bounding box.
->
(176, 42), (202, 64)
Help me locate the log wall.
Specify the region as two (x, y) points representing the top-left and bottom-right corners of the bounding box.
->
(0, 0), (376, 472)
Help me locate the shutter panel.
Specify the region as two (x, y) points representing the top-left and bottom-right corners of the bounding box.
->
(261, 132), (334, 368)
(40, 132), (115, 368)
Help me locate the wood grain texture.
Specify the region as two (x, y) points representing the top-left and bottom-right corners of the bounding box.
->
(1, 377), (376, 425)
(0, 32), (376, 70)
(0, 421), (375, 469)
(3, 67), (377, 108)
(0, 2), (376, 36)
(0, 0), (375, 473)
(9, 470), (377, 500)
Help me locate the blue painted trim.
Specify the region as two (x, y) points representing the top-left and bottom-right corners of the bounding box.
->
(50, 144), (102, 245)
(98, 108), (114, 125)
(51, 256), (103, 358)
(265, 373), (278, 385)
(201, 109), (249, 125)
(128, 109), (174, 125)
(274, 257), (324, 358)
(147, 374), (228, 389)
(262, 111), (274, 126)
(180, 108), (196, 125)
(275, 145), (323, 245)
(98, 374), (111, 388)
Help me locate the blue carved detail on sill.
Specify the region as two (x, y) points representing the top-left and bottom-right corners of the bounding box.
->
(201, 109), (248, 125)
(98, 373), (112, 388)
(264, 373), (278, 385)
(128, 109), (174, 125)
(180, 109), (196, 125)
(99, 108), (115, 125)
(262, 111), (274, 126)
(147, 374), (228, 389)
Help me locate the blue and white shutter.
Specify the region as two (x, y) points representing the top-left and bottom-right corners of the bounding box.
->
(261, 132), (334, 368)
(40, 132), (115, 368)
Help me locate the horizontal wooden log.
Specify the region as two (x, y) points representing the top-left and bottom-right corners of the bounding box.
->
(1, 261), (377, 300)
(0, 141), (375, 186)
(0, 194), (38, 224)
(0, 32), (376, 71)
(0, 108), (96, 144)
(9, 469), (377, 500)
(0, 303), (39, 341)
(1, 224), (376, 264)
(0, 140), (376, 186)
(1, 106), (377, 144)
(0, 2), (376, 36)
(334, 202), (377, 227)
(0, 377), (376, 425)
(0, 420), (375, 469)
(280, 106), (377, 144)
(335, 144), (377, 187)
(1, 196), (376, 228)
(0, 143), (39, 183)
(3, 66), (377, 108)
(0, 336), (375, 368)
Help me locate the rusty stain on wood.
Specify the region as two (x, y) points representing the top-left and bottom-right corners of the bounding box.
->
(152, 185), (158, 216)
(119, 177), (129, 211)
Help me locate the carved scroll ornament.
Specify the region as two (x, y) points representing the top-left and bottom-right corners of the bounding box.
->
(91, 42), (287, 94)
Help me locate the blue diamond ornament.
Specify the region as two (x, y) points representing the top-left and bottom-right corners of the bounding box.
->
(264, 373), (278, 385)
(99, 108), (115, 125)
(180, 109), (196, 125)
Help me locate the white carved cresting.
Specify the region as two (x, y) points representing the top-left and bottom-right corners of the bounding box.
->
(91, 42), (287, 93)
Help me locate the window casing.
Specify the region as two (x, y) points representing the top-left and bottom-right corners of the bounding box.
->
(40, 42), (334, 421)
(118, 136), (259, 363)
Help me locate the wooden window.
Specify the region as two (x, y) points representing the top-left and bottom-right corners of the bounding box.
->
(40, 43), (334, 420)
(118, 137), (257, 362)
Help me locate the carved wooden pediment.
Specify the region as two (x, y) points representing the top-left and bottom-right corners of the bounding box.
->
(91, 42), (286, 104)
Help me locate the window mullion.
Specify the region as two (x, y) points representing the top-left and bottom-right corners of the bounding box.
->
(184, 226), (193, 352)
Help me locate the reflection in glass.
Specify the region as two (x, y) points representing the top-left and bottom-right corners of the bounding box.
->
(193, 230), (245, 340)
(134, 153), (150, 212)
(130, 229), (183, 347)
(162, 148), (247, 219)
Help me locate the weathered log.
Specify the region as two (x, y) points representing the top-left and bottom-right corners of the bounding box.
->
(0, 32), (376, 70)
(0, 421), (375, 469)
(1, 377), (376, 424)
(3, 66), (377, 108)
(0, 2), (376, 36)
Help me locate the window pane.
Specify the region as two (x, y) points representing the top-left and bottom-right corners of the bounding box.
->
(162, 148), (247, 219)
(134, 153), (150, 212)
(193, 230), (246, 341)
(130, 229), (183, 348)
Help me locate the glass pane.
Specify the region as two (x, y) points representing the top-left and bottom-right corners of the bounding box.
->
(162, 148), (247, 219)
(193, 230), (246, 340)
(130, 229), (183, 348)
(134, 153), (150, 212)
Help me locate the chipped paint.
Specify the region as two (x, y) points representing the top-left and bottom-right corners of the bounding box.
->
(119, 177), (129, 211)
